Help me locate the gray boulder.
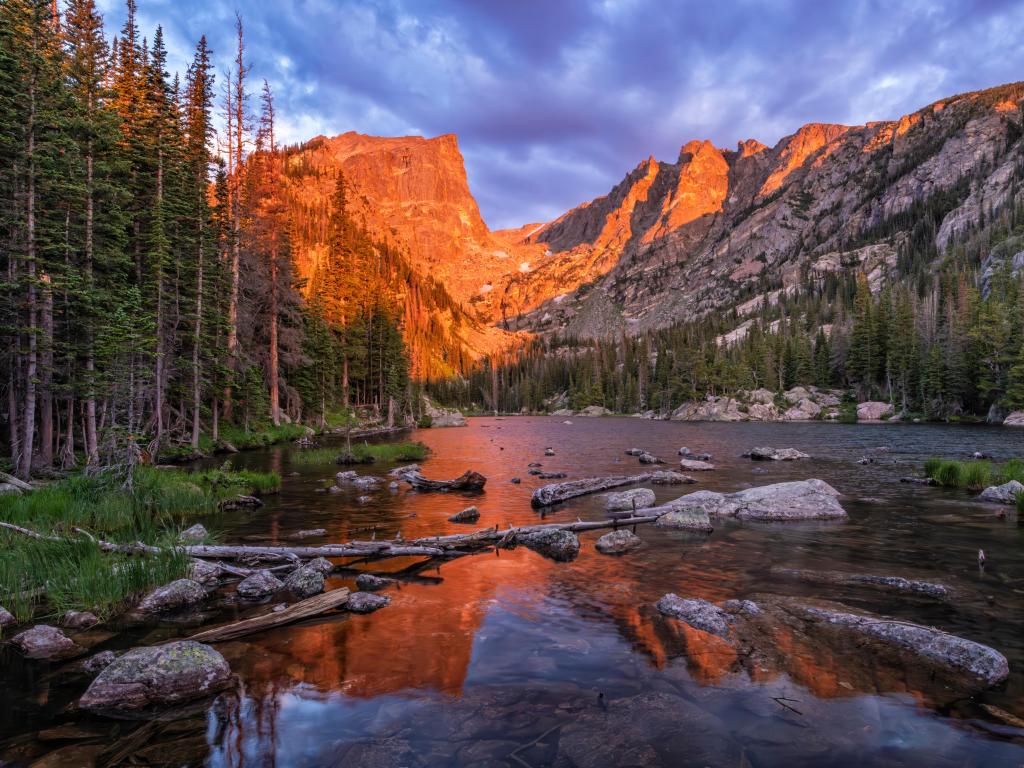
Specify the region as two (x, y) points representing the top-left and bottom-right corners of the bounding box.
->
(625, 448), (645, 456)
(136, 579), (207, 613)
(284, 564), (326, 598)
(306, 557), (334, 575)
(747, 446), (810, 461)
(655, 505), (713, 532)
(61, 610), (99, 630)
(355, 574), (394, 591)
(1004, 411), (1024, 427)
(335, 470), (358, 484)
(236, 569), (283, 599)
(728, 479), (845, 520)
(678, 458), (715, 471)
(978, 479), (1024, 504)
(594, 529), (643, 555)
(649, 470), (696, 485)
(0, 606), (14, 628)
(655, 595), (734, 637)
(605, 488), (656, 512)
(189, 559), (222, 586)
(178, 523), (208, 542)
(83, 650), (116, 674)
(857, 401), (894, 421)
(347, 592), (391, 613)
(638, 452), (664, 464)
(11, 625), (79, 660)
(448, 505), (480, 523)
(351, 475), (381, 491)
(79, 641), (232, 713)
(517, 529), (580, 561)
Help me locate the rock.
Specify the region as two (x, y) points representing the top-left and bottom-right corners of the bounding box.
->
(388, 481), (399, 490)
(747, 402), (781, 421)
(655, 505), (714, 532)
(649, 470), (696, 485)
(11, 625), (79, 660)
(79, 641), (232, 713)
(550, 408), (574, 417)
(594, 529), (643, 555)
(389, 464), (420, 477)
(218, 494), (263, 511)
(728, 479), (846, 520)
(347, 592), (391, 613)
(538, 471), (567, 479)
(857, 401), (894, 421)
(528, 462), (542, 467)
(626, 448), (646, 456)
(531, 474), (653, 507)
(327, 485), (341, 493)
(747, 446), (810, 461)
(655, 594), (734, 637)
(178, 523), (208, 542)
(335, 470), (358, 484)
(357, 495), (373, 504)
(60, 611), (99, 630)
(83, 650), (116, 674)
(638, 452), (664, 464)
(783, 386), (813, 403)
(678, 446), (692, 456)
(977, 479), (1024, 504)
(137, 579), (207, 613)
(772, 568), (951, 599)
(1004, 411), (1024, 426)
(236, 569), (283, 599)
(783, 398), (821, 421)
(900, 476), (937, 486)
(605, 488), (656, 512)
(678, 458), (715, 471)
(307, 557), (334, 575)
(0, 606), (14, 627)
(746, 388), (776, 405)
(544, 447), (555, 456)
(671, 395), (746, 422)
(448, 505), (480, 523)
(0, 482), (22, 496)
(422, 396), (467, 427)
(510, 477), (521, 484)
(517, 529), (580, 561)
(289, 528), (327, 540)
(578, 405), (611, 417)
(284, 564), (325, 598)
(562, 419), (573, 424)
(355, 574), (394, 591)
(352, 475), (381, 491)
(189, 559), (222, 585)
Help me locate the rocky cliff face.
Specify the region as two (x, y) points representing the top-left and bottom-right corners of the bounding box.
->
(508, 82), (1024, 337)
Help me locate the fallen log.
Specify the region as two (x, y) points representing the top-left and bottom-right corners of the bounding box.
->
(0, 471), (33, 493)
(531, 474), (653, 508)
(188, 587), (351, 643)
(402, 469), (487, 492)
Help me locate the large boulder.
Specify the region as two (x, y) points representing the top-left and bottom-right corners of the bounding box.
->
(0, 606), (15, 628)
(655, 504), (714, 532)
(422, 397), (467, 427)
(746, 402), (780, 421)
(747, 446), (810, 461)
(550, 408), (574, 417)
(783, 386), (813, 404)
(857, 401), (894, 421)
(655, 595), (734, 637)
(783, 398), (821, 421)
(605, 488), (656, 512)
(61, 611), (99, 630)
(671, 396), (746, 422)
(178, 524), (208, 542)
(189, 559), (222, 586)
(517, 530), (580, 561)
(594, 529), (643, 555)
(136, 579), (207, 613)
(578, 405), (611, 417)
(284, 564), (326, 598)
(678, 458), (715, 471)
(977, 479), (1024, 505)
(236, 569), (283, 599)
(79, 641), (232, 713)
(649, 470), (695, 485)
(746, 388), (776, 405)
(11, 625), (79, 660)
(1004, 411), (1024, 427)
(728, 479), (845, 520)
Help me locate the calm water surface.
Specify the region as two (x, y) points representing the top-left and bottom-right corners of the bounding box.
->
(2, 417), (1024, 767)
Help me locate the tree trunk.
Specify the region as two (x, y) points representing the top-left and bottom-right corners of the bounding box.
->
(19, 72), (38, 480)
(191, 240), (204, 450)
(268, 245), (280, 426)
(38, 273), (54, 470)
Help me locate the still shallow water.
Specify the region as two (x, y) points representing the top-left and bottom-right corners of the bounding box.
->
(3, 417), (1024, 766)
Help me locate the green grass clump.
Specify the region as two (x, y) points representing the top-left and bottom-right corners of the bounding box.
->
(923, 457), (943, 477)
(922, 457), (1024, 490)
(933, 461), (964, 488)
(191, 463), (282, 496)
(290, 441), (429, 466)
(997, 458), (1024, 484)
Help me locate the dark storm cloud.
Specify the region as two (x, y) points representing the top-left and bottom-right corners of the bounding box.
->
(98, 0), (1024, 228)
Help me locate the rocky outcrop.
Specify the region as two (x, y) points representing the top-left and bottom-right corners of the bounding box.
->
(79, 641), (232, 713)
(857, 401), (894, 421)
(978, 479), (1024, 504)
(1004, 411), (1024, 426)
(664, 480), (846, 521)
(678, 459), (715, 471)
(594, 529), (643, 555)
(578, 405), (612, 417)
(136, 579), (207, 613)
(423, 397), (467, 427)
(747, 446), (810, 461)
(671, 396), (745, 422)
(605, 488), (656, 512)
(517, 530), (580, 561)
(11, 625), (79, 660)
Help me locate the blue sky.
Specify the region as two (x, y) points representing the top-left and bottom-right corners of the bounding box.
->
(97, 0), (1024, 229)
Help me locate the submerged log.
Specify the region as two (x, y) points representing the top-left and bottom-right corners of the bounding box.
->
(188, 587), (351, 643)
(531, 474), (653, 508)
(402, 470), (487, 492)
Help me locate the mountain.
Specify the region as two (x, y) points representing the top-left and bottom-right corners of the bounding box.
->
(501, 82), (1024, 339)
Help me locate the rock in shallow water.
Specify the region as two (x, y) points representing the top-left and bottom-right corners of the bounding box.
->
(11, 625), (79, 660)
(355, 574), (394, 591)
(655, 505), (714, 532)
(655, 594), (734, 637)
(284, 564), (325, 598)
(747, 446), (811, 461)
(678, 458), (715, 471)
(605, 487), (656, 512)
(236, 569), (283, 599)
(665, 479), (846, 521)
(517, 529), (580, 561)
(594, 529), (643, 555)
(79, 640), (232, 713)
(83, 650), (116, 674)
(978, 479), (1024, 504)
(347, 592), (391, 613)
(649, 470), (695, 485)
(137, 579), (207, 613)
(448, 505), (480, 523)
(61, 610), (99, 630)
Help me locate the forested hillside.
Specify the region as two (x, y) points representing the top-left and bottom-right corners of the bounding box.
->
(0, 0), (420, 478)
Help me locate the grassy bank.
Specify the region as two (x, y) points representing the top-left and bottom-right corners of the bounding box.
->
(0, 465), (279, 623)
(161, 422), (311, 462)
(290, 441), (429, 466)
(923, 457), (1024, 491)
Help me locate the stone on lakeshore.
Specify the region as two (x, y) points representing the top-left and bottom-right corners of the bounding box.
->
(11, 625), (79, 660)
(0, 606), (15, 628)
(79, 641), (231, 713)
(136, 579), (207, 613)
(655, 505), (713, 532)
(83, 650), (116, 674)
(284, 564), (325, 598)
(638, 452), (664, 464)
(747, 446), (810, 461)
(655, 595), (734, 637)
(625, 447), (645, 456)
(578, 405), (611, 417)
(448, 505), (480, 523)
(1004, 411), (1024, 426)
(178, 524), (208, 542)
(978, 479), (1024, 504)
(347, 592), (391, 613)
(189, 559), (222, 585)
(518, 529), (580, 562)
(605, 488), (656, 512)
(678, 458), (715, 471)
(594, 529), (643, 555)
(857, 401), (894, 421)
(236, 569), (283, 599)
(649, 471), (696, 485)
(60, 611), (99, 630)
(355, 574), (394, 591)
(728, 479), (845, 521)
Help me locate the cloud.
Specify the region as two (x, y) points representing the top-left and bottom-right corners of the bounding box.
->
(95, 0), (1024, 229)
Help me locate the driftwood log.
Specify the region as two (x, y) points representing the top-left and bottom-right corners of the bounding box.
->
(188, 587), (351, 642)
(0, 471), (33, 493)
(531, 474), (653, 507)
(402, 470), (487, 492)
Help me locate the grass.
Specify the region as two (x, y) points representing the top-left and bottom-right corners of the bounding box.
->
(923, 457), (1024, 491)
(161, 422), (312, 462)
(0, 465), (278, 624)
(290, 441), (429, 466)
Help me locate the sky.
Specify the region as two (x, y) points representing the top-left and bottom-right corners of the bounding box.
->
(96, 0), (1024, 229)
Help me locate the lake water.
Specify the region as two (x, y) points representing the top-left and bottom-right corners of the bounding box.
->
(2, 417), (1024, 766)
